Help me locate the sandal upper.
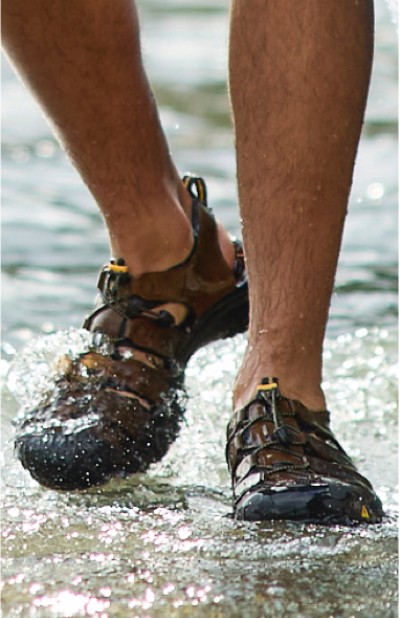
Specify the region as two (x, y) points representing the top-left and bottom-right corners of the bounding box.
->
(227, 377), (376, 506)
(84, 196), (245, 355)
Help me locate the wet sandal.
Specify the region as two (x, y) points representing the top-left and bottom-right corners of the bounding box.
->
(15, 176), (249, 490)
(227, 377), (383, 524)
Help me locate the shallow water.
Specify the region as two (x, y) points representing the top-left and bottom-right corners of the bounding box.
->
(1, 1), (398, 617)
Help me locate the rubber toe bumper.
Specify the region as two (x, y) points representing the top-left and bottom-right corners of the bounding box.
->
(234, 482), (384, 525)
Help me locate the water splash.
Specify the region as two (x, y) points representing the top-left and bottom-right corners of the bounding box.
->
(6, 329), (93, 409)
(1, 327), (398, 617)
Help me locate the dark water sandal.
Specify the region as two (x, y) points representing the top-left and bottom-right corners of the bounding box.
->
(227, 377), (383, 525)
(15, 176), (249, 490)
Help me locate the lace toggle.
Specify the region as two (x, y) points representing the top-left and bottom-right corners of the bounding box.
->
(257, 377), (291, 445)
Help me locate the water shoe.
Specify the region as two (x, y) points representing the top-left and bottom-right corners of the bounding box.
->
(15, 176), (248, 490)
(227, 377), (383, 524)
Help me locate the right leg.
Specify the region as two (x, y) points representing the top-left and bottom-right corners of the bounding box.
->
(2, 0), (235, 278)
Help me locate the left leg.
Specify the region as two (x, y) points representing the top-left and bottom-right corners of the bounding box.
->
(227, 0), (383, 523)
(3, 0), (249, 490)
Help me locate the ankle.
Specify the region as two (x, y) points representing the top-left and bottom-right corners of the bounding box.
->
(107, 178), (236, 277)
(109, 201), (194, 276)
(234, 374), (326, 412)
(234, 345), (326, 411)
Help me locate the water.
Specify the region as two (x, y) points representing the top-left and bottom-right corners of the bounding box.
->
(1, 1), (398, 616)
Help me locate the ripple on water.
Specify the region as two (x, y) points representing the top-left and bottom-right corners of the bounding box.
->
(1, 326), (398, 617)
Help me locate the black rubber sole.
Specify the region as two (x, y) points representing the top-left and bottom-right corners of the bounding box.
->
(234, 482), (384, 525)
(15, 381), (186, 491)
(16, 429), (124, 490)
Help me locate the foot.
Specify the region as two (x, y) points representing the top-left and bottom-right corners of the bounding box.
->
(227, 377), (383, 524)
(15, 176), (249, 490)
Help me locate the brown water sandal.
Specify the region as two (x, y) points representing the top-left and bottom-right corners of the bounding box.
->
(15, 176), (248, 490)
(227, 377), (383, 525)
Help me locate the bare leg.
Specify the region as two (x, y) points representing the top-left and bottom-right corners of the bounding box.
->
(4, 0), (250, 491)
(230, 0), (374, 410)
(2, 0), (235, 285)
(226, 0), (382, 524)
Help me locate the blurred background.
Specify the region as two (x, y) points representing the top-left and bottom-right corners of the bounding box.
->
(1, 1), (398, 617)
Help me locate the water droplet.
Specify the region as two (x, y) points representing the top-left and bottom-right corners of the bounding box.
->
(367, 182), (384, 200)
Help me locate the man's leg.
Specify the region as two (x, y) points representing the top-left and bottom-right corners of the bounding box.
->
(2, 0), (235, 282)
(3, 0), (248, 490)
(230, 0), (374, 410)
(227, 0), (382, 523)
